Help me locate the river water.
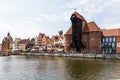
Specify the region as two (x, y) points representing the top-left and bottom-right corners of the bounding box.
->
(0, 55), (120, 80)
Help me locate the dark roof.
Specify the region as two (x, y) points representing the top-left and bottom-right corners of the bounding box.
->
(72, 11), (86, 22)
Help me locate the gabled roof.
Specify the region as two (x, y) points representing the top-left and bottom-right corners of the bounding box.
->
(72, 11), (86, 22)
(65, 22), (101, 35)
(64, 27), (72, 35)
(38, 33), (45, 38)
(52, 35), (64, 41)
(64, 12), (101, 35)
(82, 22), (89, 32)
(17, 39), (30, 44)
(102, 28), (120, 36)
(87, 22), (100, 32)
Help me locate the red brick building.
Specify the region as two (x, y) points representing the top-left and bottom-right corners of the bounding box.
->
(2, 32), (13, 52)
(64, 11), (120, 54)
(64, 11), (102, 53)
(17, 39), (30, 51)
(102, 29), (120, 54)
(36, 33), (52, 51)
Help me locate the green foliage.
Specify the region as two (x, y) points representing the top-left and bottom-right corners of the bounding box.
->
(58, 30), (63, 35)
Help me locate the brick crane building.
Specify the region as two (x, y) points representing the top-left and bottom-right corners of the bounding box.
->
(64, 11), (102, 53)
(64, 11), (120, 54)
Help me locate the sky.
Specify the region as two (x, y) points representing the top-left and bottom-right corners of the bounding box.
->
(0, 0), (120, 43)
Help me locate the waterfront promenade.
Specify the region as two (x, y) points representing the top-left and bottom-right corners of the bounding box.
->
(20, 52), (120, 60)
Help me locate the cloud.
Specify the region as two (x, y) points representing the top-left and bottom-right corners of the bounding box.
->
(66, 0), (88, 8)
(0, 4), (15, 15)
(65, 0), (120, 29)
(0, 0), (120, 43)
(0, 17), (49, 42)
(39, 12), (70, 23)
(102, 23), (120, 29)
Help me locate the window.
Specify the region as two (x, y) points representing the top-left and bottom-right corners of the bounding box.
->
(117, 43), (120, 47)
(109, 43), (111, 47)
(103, 38), (105, 42)
(109, 37), (112, 42)
(102, 43), (104, 47)
(112, 42), (115, 48)
(113, 37), (115, 42)
(106, 37), (108, 42)
(109, 48), (112, 53)
(105, 43), (107, 47)
(102, 49), (105, 53)
(105, 48), (108, 53)
(102, 36), (116, 54)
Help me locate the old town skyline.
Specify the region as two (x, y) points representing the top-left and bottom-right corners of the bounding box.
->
(0, 0), (120, 43)
(1, 1), (120, 80)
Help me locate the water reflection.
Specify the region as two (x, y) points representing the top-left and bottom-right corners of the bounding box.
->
(0, 56), (120, 80)
(64, 58), (103, 80)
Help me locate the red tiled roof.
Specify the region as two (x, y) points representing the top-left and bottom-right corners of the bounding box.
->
(87, 22), (100, 32)
(102, 28), (120, 36)
(83, 22), (89, 32)
(72, 11), (86, 22)
(17, 39), (30, 44)
(64, 27), (72, 35)
(64, 12), (101, 35)
(52, 35), (64, 41)
(65, 21), (101, 35)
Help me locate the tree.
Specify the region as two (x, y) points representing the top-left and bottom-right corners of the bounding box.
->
(58, 30), (63, 35)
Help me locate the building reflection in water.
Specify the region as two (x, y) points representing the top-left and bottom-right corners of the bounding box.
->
(1, 56), (120, 80)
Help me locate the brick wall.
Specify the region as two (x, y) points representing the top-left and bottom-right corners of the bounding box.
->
(82, 33), (89, 52)
(64, 31), (102, 53)
(88, 31), (102, 53)
(82, 31), (102, 53)
(64, 35), (72, 52)
(116, 36), (120, 53)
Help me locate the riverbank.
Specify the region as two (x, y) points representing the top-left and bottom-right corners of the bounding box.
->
(18, 52), (120, 60)
(0, 52), (10, 56)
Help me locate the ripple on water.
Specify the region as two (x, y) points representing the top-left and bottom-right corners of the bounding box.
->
(0, 56), (120, 80)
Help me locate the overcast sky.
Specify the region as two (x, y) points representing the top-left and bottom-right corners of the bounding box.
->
(0, 0), (120, 42)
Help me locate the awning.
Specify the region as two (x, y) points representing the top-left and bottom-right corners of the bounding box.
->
(57, 48), (64, 51)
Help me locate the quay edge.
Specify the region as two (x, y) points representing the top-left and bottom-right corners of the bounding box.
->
(18, 52), (120, 60)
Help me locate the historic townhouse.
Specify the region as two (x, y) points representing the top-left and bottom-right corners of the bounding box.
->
(37, 33), (52, 51)
(12, 38), (21, 52)
(51, 35), (64, 47)
(17, 39), (30, 51)
(51, 35), (64, 51)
